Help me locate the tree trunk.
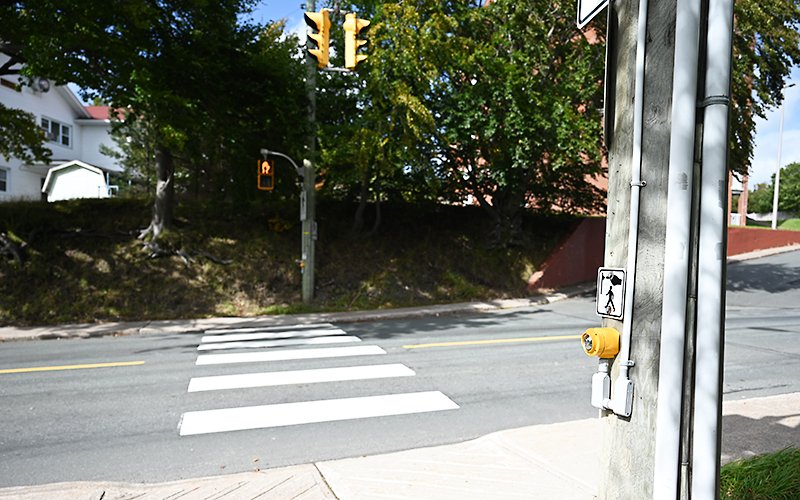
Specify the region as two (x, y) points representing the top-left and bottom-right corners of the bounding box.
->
(472, 186), (524, 247)
(140, 145), (175, 241)
(352, 171), (369, 234)
(368, 192), (382, 236)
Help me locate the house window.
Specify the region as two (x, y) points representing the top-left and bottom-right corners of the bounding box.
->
(0, 168), (8, 192)
(40, 117), (72, 147)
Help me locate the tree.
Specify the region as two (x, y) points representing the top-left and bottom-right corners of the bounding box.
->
(315, 1), (447, 235)
(0, 41), (51, 165)
(746, 163), (800, 215)
(730, 0), (800, 176)
(0, 104), (51, 164)
(3, 1), (306, 240)
(747, 182), (774, 213)
(431, 0), (606, 243)
(776, 162), (800, 213)
(319, 0), (605, 243)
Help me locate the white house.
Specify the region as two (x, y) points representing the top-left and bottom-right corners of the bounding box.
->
(0, 55), (122, 202)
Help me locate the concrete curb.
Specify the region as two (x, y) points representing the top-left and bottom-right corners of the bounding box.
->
(726, 243), (800, 262)
(0, 283), (595, 342)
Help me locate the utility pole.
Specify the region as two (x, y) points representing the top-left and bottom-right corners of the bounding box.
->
(598, 1), (677, 495)
(596, 0), (733, 498)
(302, 0), (318, 304)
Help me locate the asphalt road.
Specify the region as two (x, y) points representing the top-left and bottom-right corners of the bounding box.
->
(1, 250), (798, 487)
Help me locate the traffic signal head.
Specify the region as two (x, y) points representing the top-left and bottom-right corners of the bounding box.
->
(258, 159), (275, 191)
(343, 13), (370, 70)
(304, 9), (331, 68)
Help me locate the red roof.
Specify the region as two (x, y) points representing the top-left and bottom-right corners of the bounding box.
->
(84, 105), (113, 120)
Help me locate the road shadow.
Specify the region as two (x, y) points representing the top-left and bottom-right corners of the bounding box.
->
(338, 306), (589, 341)
(726, 260), (800, 293)
(722, 412), (800, 464)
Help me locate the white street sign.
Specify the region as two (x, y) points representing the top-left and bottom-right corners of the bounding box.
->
(577, 0), (609, 29)
(596, 267), (625, 320)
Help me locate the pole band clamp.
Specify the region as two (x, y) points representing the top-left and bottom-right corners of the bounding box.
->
(699, 95), (730, 108)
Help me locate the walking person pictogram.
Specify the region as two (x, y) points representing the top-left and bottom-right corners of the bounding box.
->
(605, 285), (616, 314)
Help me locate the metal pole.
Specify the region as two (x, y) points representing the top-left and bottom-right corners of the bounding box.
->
(652, 0), (701, 494)
(302, 0), (317, 304)
(693, 0), (734, 496)
(772, 96), (788, 229)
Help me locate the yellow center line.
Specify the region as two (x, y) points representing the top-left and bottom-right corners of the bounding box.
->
(0, 361), (145, 375)
(403, 335), (581, 349)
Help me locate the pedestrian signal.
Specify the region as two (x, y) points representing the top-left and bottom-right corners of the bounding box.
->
(258, 159), (275, 191)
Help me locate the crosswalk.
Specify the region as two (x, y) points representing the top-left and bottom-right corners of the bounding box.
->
(178, 322), (459, 437)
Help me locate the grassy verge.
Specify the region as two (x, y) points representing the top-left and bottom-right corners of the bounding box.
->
(779, 218), (800, 231)
(720, 447), (800, 500)
(0, 198), (575, 326)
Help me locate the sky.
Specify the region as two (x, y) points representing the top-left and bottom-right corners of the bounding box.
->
(250, 0), (307, 38)
(747, 66), (800, 187)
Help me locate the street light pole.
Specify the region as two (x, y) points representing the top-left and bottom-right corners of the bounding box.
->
(772, 83), (794, 230)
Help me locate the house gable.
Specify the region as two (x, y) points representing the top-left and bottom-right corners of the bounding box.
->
(41, 160), (110, 202)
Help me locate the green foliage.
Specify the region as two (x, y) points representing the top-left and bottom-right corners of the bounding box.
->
(720, 447), (800, 500)
(748, 182), (774, 213)
(776, 162), (800, 213)
(431, 0), (606, 225)
(0, 103), (51, 163)
(318, 0), (605, 244)
(747, 163), (800, 215)
(0, 198), (571, 326)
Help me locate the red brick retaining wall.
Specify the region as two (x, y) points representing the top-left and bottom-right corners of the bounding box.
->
(528, 219), (800, 291)
(727, 227), (800, 256)
(527, 217), (605, 291)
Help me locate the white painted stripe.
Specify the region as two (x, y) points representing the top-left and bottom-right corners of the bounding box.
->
(201, 328), (346, 344)
(203, 323), (334, 335)
(196, 345), (386, 365)
(179, 391), (459, 436)
(187, 363), (414, 392)
(197, 336), (361, 352)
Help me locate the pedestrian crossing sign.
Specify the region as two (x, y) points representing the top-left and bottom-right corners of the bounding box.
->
(596, 267), (625, 320)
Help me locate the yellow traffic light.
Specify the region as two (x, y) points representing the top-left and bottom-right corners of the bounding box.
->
(258, 159), (275, 191)
(343, 13), (370, 70)
(304, 9), (331, 68)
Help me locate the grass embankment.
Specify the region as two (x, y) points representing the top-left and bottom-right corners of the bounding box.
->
(720, 447), (800, 500)
(0, 198), (576, 326)
(778, 218), (800, 231)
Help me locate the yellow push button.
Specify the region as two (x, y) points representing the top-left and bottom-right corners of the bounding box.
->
(581, 327), (620, 358)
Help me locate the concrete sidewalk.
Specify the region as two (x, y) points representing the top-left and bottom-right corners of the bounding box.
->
(0, 392), (797, 499)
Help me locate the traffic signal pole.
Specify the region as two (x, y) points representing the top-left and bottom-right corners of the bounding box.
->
(302, 0), (318, 304)
(598, 0), (733, 498)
